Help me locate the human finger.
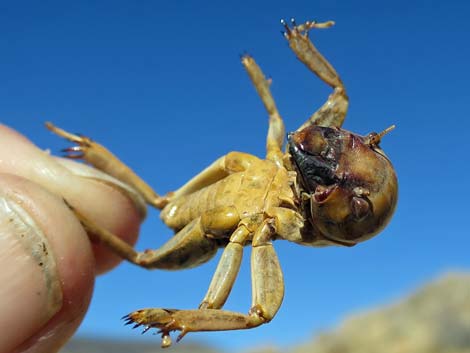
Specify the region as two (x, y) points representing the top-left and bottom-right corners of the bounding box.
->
(0, 174), (94, 353)
(0, 125), (146, 273)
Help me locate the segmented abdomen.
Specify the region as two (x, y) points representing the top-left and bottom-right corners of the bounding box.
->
(160, 172), (244, 231)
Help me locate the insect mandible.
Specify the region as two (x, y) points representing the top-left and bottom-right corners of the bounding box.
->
(46, 18), (398, 348)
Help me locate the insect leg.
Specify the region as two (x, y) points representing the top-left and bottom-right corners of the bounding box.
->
(241, 55), (285, 166)
(282, 19), (349, 129)
(46, 122), (168, 209)
(170, 151), (259, 199)
(249, 218), (284, 322)
(199, 224), (251, 309)
(123, 219), (283, 347)
(73, 203), (243, 270)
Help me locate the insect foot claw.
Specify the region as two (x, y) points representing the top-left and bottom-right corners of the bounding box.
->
(123, 308), (184, 348)
(46, 122), (92, 161)
(281, 18), (335, 39)
(280, 18), (291, 34)
(61, 146), (85, 159)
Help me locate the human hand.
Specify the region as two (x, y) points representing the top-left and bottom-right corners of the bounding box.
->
(0, 124), (145, 352)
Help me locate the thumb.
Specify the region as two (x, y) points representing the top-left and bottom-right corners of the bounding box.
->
(0, 174), (95, 353)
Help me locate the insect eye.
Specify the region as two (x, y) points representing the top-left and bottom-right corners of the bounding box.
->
(350, 196), (370, 221)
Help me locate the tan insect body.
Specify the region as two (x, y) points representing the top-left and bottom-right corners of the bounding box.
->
(46, 18), (397, 348)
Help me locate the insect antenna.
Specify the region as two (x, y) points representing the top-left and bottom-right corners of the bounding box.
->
(365, 124), (396, 146)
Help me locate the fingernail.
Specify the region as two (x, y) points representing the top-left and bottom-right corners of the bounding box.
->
(0, 197), (62, 351)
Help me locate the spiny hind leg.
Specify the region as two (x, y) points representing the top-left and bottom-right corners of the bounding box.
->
(282, 19), (349, 129)
(72, 204), (241, 270)
(124, 219), (284, 348)
(46, 122), (168, 209)
(242, 55), (285, 165)
(126, 222), (251, 348)
(47, 124), (259, 207)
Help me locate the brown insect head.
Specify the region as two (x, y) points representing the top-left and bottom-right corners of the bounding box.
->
(288, 125), (398, 246)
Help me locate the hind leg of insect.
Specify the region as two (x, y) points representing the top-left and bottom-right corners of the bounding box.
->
(45, 122), (170, 209)
(124, 219), (284, 348)
(46, 123), (259, 205)
(282, 19), (349, 130)
(70, 203), (242, 270)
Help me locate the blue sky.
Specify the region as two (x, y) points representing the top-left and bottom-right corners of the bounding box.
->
(2, 0), (470, 351)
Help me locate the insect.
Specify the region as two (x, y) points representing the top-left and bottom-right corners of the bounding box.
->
(46, 18), (398, 348)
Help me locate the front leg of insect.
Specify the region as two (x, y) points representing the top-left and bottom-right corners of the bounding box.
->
(281, 18), (349, 130)
(46, 18), (397, 347)
(280, 19), (398, 245)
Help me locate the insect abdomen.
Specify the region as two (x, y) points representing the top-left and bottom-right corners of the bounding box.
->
(161, 173), (243, 231)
